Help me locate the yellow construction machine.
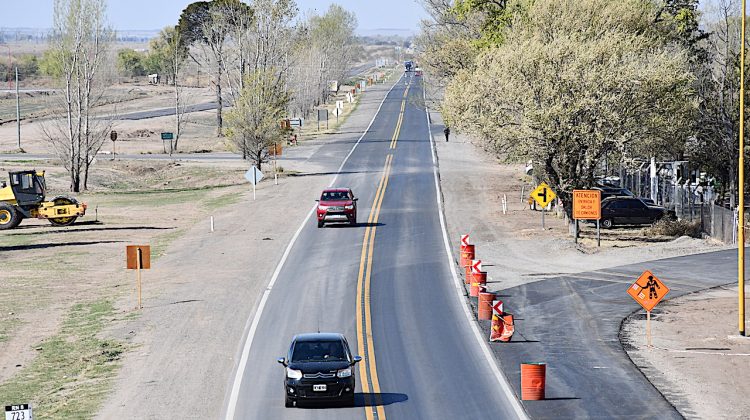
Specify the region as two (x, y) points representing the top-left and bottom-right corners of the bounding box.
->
(0, 170), (86, 230)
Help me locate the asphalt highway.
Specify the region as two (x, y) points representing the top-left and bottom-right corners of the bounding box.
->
(224, 75), (526, 419)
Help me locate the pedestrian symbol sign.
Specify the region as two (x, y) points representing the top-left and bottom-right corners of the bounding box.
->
(530, 182), (556, 208)
(627, 270), (670, 312)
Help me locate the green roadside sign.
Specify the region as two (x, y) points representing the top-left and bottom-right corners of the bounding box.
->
(161, 132), (174, 140)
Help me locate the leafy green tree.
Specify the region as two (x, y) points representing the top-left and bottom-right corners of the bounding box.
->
(117, 48), (147, 77)
(443, 0), (696, 213)
(224, 68), (289, 168)
(145, 26), (186, 84)
(39, 49), (64, 78)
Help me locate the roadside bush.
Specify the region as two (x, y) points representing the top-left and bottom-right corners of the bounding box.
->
(645, 218), (702, 238)
(117, 49), (147, 77)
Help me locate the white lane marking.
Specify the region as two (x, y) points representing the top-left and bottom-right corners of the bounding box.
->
(224, 73), (404, 420)
(423, 84), (529, 420)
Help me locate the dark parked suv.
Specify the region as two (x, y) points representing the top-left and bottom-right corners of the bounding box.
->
(277, 333), (362, 407)
(600, 197), (676, 228)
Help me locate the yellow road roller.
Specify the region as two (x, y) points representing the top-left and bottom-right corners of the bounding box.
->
(0, 170), (86, 230)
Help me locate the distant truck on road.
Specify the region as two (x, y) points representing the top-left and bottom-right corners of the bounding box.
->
(404, 61), (413, 72)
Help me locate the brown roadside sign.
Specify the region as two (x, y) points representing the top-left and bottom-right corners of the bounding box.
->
(126, 245), (151, 269)
(573, 189), (601, 220)
(627, 270), (669, 312)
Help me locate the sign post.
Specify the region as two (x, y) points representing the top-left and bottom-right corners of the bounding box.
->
(627, 270), (670, 348)
(110, 131), (117, 160)
(126, 245), (151, 310)
(573, 189), (602, 246)
(161, 132), (174, 155)
(245, 166), (264, 200)
(317, 109), (328, 131)
(530, 182), (556, 230)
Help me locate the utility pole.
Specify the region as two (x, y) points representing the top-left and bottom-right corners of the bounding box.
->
(15, 65), (20, 149)
(739, 0), (746, 336)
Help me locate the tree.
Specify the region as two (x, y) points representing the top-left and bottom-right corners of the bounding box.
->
(177, 0), (253, 137)
(285, 4), (357, 118)
(146, 26), (190, 152)
(443, 0), (696, 214)
(415, 0), (486, 96)
(40, 0), (114, 192)
(117, 48), (147, 76)
(224, 69), (289, 168)
(309, 5), (357, 102)
(39, 49), (64, 78)
(690, 0), (746, 206)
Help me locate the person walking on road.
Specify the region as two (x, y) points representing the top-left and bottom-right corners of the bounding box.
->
(444, 126), (450, 142)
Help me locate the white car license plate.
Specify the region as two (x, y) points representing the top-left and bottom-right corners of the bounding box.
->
(313, 384), (327, 392)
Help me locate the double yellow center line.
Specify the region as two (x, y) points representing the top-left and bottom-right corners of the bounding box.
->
(356, 83), (411, 419)
(389, 85), (409, 149)
(356, 153), (392, 420)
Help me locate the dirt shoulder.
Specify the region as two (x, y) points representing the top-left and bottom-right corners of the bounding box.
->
(622, 285), (750, 420)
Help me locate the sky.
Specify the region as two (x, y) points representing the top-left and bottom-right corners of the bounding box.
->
(0, 0), (429, 35)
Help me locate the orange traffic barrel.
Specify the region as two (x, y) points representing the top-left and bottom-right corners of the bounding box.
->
(460, 244), (475, 267)
(521, 363), (546, 400)
(465, 266), (473, 284)
(478, 291), (495, 320)
(470, 272), (487, 296)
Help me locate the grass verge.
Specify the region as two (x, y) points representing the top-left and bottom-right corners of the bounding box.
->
(0, 300), (126, 420)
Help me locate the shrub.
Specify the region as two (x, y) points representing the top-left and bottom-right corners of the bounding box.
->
(645, 218), (702, 238)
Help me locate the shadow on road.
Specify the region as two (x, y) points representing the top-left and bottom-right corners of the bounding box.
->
(299, 392), (408, 409)
(355, 392), (408, 407)
(289, 170), (373, 178)
(0, 240), (124, 252)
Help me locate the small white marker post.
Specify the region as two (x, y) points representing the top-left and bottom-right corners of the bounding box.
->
(210, 216), (214, 233)
(273, 142), (278, 186)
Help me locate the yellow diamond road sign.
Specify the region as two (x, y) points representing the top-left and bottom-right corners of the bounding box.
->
(531, 182), (556, 208)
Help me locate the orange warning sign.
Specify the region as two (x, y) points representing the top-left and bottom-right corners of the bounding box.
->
(572, 189), (601, 220)
(126, 245), (151, 270)
(627, 270), (669, 311)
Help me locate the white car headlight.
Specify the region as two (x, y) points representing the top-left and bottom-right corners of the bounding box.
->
(337, 367), (352, 378)
(286, 368), (302, 380)
(345, 205), (354, 210)
(318, 205), (328, 211)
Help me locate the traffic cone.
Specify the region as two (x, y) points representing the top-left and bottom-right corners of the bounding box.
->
(470, 272), (487, 297)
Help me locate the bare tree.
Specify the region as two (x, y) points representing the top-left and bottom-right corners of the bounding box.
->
(41, 0), (113, 192)
(691, 0), (744, 206)
(287, 5), (358, 117)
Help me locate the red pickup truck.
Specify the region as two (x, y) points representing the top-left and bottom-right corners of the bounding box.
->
(316, 188), (357, 228)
